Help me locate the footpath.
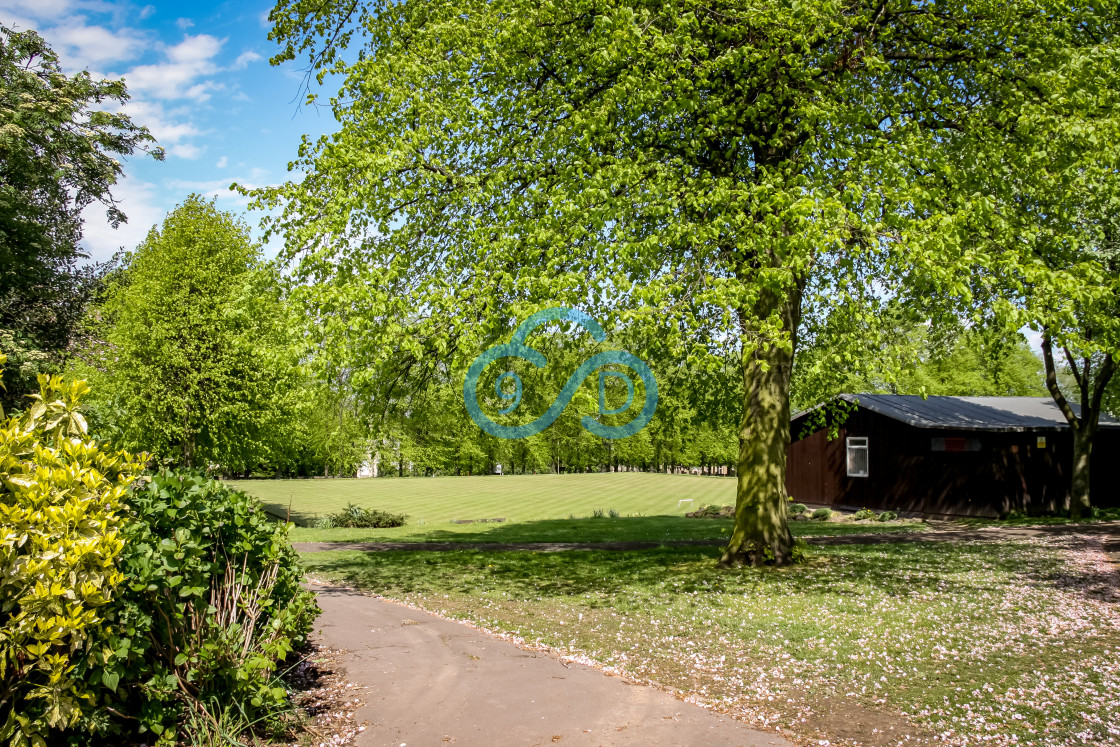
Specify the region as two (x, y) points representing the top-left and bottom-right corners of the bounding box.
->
(311, 581), (793, 747)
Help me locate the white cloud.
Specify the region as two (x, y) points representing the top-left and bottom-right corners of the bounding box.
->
(138, 5), (154, 20)
(216, 155), (228, 168)
(0, 13), (38, 31)
(79, 175), (166, 262)
(167, 167), (268, 196)
(233, 50), (260, 69)
(163, 175), (257, 214)
(175, 17), (193, 31)
(0, 0), (76, 20)
(121, 33), (224, 101)
(49, 18), (149, 70)
(119, 99), (203, 149)
(167, 142), (203, 159)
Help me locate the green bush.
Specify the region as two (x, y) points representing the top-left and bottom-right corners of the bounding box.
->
(322, 502), (407, 528)
(685, 504), (734, 518)
(0, 369), (146, 744)
(608, 508), (620, 518)
(810, 507), (833, 521)
(853, 508), (877, 521)
(102, 471), (319, 741)
(0, 362), (319, 745)
(788, 502), (808, 516)
(877, 510), (899, 522)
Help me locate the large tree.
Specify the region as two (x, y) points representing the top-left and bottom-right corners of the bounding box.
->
(0, 24), (161, 410)
(254, 0), (1113, 564)
(84, 196), (299, 470)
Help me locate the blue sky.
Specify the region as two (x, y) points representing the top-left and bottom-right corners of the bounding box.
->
(1, 0), (337, 261)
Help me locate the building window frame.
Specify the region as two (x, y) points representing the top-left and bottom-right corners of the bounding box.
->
(846, 436), (869, 477)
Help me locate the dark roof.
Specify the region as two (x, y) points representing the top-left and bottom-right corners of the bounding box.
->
(801, 394), (1120, 432)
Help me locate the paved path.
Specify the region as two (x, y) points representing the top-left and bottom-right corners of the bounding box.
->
(311, 581), (793, 747)
(295, 521), (1120, 554)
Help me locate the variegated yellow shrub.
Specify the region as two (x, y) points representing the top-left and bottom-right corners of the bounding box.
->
(0, 358), (145, 745)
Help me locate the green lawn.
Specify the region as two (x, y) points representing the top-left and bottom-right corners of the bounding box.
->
(302, 536), (1120, 746)
(230, 473), (924, 544)
(230, 472), (737, 525)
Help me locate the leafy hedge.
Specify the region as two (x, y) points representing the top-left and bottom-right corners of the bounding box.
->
(0, 362), (318, 745)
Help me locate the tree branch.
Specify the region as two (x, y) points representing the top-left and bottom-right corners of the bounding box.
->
(1041, 329), (1080, 430)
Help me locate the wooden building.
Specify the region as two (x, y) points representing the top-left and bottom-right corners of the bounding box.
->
(785, 394), (1120, 518)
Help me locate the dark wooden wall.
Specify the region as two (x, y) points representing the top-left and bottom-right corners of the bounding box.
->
(785, 408), (1120, 517)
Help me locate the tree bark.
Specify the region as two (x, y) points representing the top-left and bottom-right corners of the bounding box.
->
(1070, 427), (1093, 520)
(720, 283), (802, 567)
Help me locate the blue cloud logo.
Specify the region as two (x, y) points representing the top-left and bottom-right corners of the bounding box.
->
(463, 307), (658, 440)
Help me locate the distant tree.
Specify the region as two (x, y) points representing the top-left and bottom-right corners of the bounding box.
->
(874, 326), (1045, 398)
(298, 380), (372, 477)
(1104, 376), (1120, 420)
(84, 196), (298, 469)
(0, 24), (161, 410)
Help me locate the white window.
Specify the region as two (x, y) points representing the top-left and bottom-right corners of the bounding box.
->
(846, 437), (869, 477)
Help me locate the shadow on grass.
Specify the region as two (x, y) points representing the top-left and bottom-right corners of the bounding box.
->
(300, 534), (1092, 606)
(282, 510), (927, 546)
(261, 502), (320, 527)
(290, 514), (729, 544)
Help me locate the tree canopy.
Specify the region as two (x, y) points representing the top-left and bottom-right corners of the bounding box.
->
(254, 0), (1118, 563)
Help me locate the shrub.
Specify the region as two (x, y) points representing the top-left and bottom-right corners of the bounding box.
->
(322, 503), (407, 528)
(788, 502), (808, 516)
(103, 470), (319, 741)
(685, 504), (734, 518)
(853, 508), (877, 521)
(591, 508), (605, 518)
(0, 369), (146, 744)
(810, 507), (833, 521)
(608, 508), (620, 518)
(877, 510), (899, 522)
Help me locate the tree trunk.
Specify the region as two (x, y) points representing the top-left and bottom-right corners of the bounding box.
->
(720, 285), (802, 567)
(1070, 427), (1094, 520)
(1040, 329), (1116, 520)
